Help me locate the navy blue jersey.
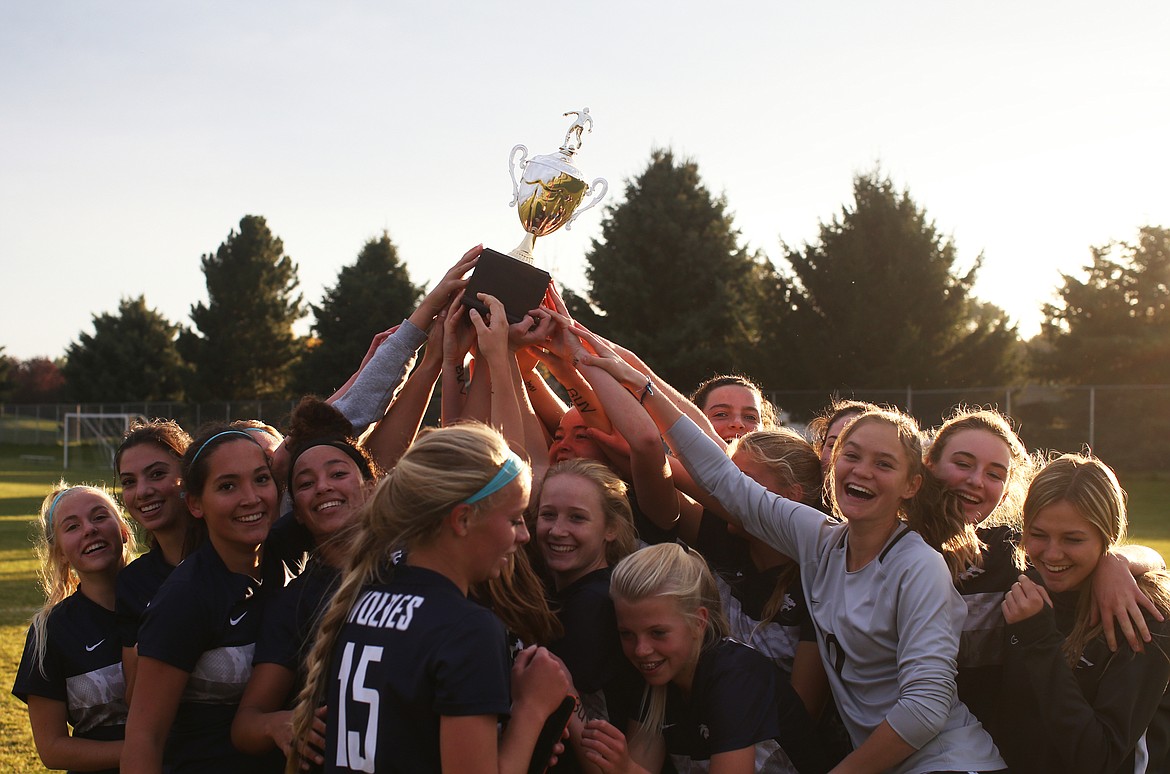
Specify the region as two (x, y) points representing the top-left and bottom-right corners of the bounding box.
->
(12, 591), (126, 774)
(137, 541), (281, 773)
(954, 525), (1021, 733)
(324, 564), (512, 773)
(115, 545), (174, 648)
(262, 512), (315, 590)
(658, 639), (827, 774)
(254, 559), (339, 671)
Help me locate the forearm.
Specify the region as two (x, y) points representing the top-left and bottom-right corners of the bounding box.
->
(332, 319), (427, 435)
(486, 352), (525, 451)
(1115, 544), (1166, 574)
(511, 360), (550, 481)
(463, 359), (493, 423)
(231, 706), (289, 754)
(830, 720), (916, 774)
(520, 366), (567, 439)
(498, 704), (548, 774)
(37, 736), (124, 771)
(442, 358), (471, 425)
(544, 358), (612, 433)
(364, 355), (441, 468)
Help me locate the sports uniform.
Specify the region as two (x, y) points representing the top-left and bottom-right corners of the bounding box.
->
(114, 543), (174, 650)
(655, 638), (827, 773)
(254, 558), (339, 672)
(12, 591), (126, 774)
(136, 540), (282, 773)
(665, 416), (1005, 774)
(325, 564), (512, 773)
(998, 587), (1170, 773)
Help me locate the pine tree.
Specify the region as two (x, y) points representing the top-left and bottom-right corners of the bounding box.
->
(294, 232), (423, 396)
(63, 296), (185, 401)
(765, 171), (1019, 391)
(1036, 225), (1170, 384)
(579, 150), (768, 392)
(0, 347), (12, 402)
(178, 215), (304, 400)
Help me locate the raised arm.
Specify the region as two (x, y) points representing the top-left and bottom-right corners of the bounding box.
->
(364, 306), (445, 468)
(469, 294), (526, 452)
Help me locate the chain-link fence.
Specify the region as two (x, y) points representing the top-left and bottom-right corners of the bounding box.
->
(765, 384), (1170, 472)
(4, 386), (1170, 471)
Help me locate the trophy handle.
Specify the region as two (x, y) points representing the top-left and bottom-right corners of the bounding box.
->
(508, 144), (529, 207)
(565, 177), (608, 230)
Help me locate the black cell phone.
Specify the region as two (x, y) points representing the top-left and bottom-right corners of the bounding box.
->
(527, 695), (576, 774)
(460, 247), (552, 325)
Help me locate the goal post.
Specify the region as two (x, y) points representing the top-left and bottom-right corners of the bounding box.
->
(63, 413), (143, 470)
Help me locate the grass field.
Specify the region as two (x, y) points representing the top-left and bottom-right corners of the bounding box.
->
(1, 447), (1168, 770)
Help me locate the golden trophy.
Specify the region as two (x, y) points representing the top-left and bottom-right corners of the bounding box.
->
(506, 107), (609, 263)
(463, 109), (608, 323)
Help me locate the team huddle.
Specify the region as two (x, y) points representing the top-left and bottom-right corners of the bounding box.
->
(12, 245), (1170, 773)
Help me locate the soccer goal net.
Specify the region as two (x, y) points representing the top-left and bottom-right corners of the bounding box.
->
(63, 413), (143, 470)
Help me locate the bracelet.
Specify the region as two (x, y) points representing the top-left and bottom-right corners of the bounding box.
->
(637, 375), (654, 405)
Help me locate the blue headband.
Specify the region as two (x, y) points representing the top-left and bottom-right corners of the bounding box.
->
(464, 452), (525, 504)
(45, 487), (79, 540)
(189, 429), (260, 468)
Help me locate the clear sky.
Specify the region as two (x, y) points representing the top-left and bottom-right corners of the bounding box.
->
(2, 1), (1167, 360)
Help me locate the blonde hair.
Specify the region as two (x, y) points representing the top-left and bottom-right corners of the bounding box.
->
(474, 548), (563, 645)
(541, 459), (638, 565)
(728, 428), (820, 619)
(30, 483), (136, 676)
(286, 422), (530, 772)
(927, 406), (1036, 528)
(829, 409), (984, 580)
(610, 543), (727, 752)
(1022, 453), (1170, 666)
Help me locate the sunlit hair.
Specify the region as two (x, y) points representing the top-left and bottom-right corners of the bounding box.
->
(115, 418), (195, 553)
(727, 429), (821, 620)
(474, 549), (563, 646)
(286, 422), (531, 773)
(808, 398), (879, 454)
(30, 483), (136, 677)
(610, 543), (728, 753)
(115, 419), (191, 471)
(729, 428), (823, 509)
(541, 459), (637, 566)
(1022, 453), (1170, 666)
(829, 409), (983, 580)
(926, 406), (1036, 528)
(690, 374), (778, 429)
(230, 418), (284, 443)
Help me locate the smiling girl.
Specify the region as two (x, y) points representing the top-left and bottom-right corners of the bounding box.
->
(123, 425), (283, 774)
(998, 454), (1170, 773)
(114, 420), (193, 701)
(286, 422), (571, 773)
(580, 543), (825, 774)
(690, 375), (777, 445)
(13, 485), (137, 774)
(232, 398), (380, 765)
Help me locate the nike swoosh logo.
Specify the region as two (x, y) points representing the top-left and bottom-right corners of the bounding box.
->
(229, 612), (247, 626)
(85, 639), (105, 652)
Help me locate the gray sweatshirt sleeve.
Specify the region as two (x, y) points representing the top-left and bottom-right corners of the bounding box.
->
(332, 319), (428, 436)
(662, 415), (830, 566)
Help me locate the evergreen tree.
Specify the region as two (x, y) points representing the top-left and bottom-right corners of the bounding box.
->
(63, 296), (186, 402)
(294, 232), (423, 396)
(764, 171), (1019, 390)
(178, 215), (304, 400)
(1036, 225), (1170, 384)
(0, 347), (12, 402)
(579, 149), (768, 392)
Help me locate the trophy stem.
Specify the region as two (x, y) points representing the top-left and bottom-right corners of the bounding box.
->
(508, 233), (537, 264)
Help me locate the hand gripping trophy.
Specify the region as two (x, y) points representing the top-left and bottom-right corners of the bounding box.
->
(506, 107), (609, 263)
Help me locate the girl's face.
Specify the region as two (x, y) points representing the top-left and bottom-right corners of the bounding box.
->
(821, 412), (859, 472)
(548, 409), (606, 465)
(702, 385), (762, 443)
(467, 476), (532, 584)
(53, 490), (127, 578)
(118, 443), (186, 535)
(614, 595), (707, 692)
(833, 421), (921, 526)
(291, 446), (369, 543)
(536, 473), (614, 590)
(186, 439), (278, 551)
(928, 428), (1012, 525)
(1024, 499), (1106, 593)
